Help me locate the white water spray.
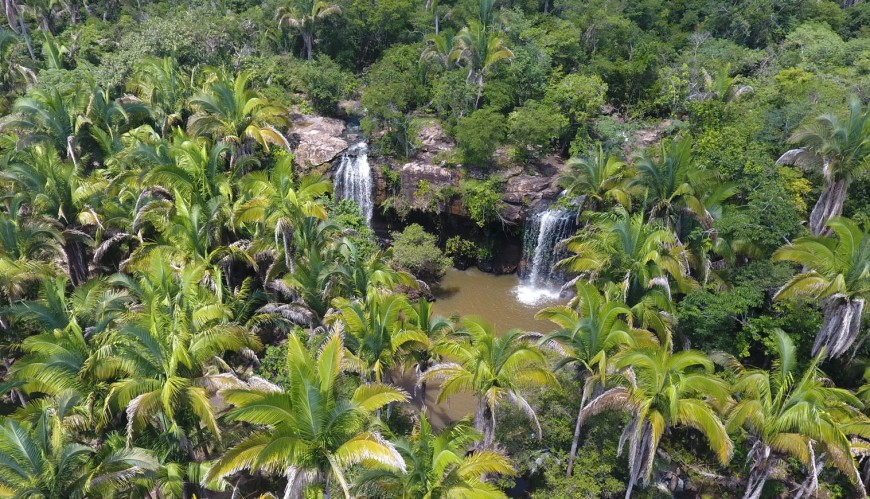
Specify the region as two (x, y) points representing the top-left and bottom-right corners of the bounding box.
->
(334, 142), (374, 226)
(513, 208), (575, 306)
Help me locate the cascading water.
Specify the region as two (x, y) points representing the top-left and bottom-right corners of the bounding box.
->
(334, 142), (374, 226)
(514, 208), (575, 306)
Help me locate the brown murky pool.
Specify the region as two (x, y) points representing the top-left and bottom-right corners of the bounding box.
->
(397, 267), (564, 428)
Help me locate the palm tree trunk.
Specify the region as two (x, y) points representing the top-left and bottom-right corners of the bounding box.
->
(473, 73), (484, 110)
(809, 178), (848, 236)
(63, 238), (88, 286)
(566, 392), (588, 477)
(814, 296), (865, 359)
(303, 31), (313, 61)
(743, 442), (772, 499)
(14, 5), (34, 60)
(475, 397), (495, 448)
(623, 418), (654, 499)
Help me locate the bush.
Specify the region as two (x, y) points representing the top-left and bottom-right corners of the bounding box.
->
(459, 178), (504, 227)
(445, 236), (477, 269)
(454, 108), (506, 167)
(390, 224), (451, 283)
(508, 101), (568, 158)
(296, 55), (351, 116)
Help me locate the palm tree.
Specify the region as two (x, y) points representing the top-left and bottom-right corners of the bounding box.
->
(557, 208), (693, 333)
(0, 88), (81, 163)
(723, 329), (870, 499)
(354, 412), (515, 498)
(420, 31), (458, 70)
(333, 241), (418, 300)
(0, 201), (62, 300)
(421, 317), (557, 449)
(772, 216), (870, 358)
(777, 97), (870, 236)
(188, 70), (290, 161)
(450, 20), (514, 109)
(581, 344), (733, 498)
(207, 330), (408, 499)
(559, 144), (631, 214)
(130, 56), (192, 136)
(276, 0), (342, 61)
(105, 255), (261, 454)
(406, 298), (452, 402)
(536, 282), (656, 477)
(331, 291), (428, 384)
(234, 159), (332, 276)
(0, 412), (158, 497)
(0, 146), (93, 285)
(630, 138), (734, 234)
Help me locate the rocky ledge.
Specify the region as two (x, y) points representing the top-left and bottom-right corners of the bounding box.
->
(373, 122), (564, 224)
(288, 114), (349, 169)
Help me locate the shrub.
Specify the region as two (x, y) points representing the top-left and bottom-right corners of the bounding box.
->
(445, 236), (477, 269)
(508, 101), (568, 158)
(454, 108), (507, 167)
(296, 55), (351, 116)
(459, 178), (505, 227)
(390, 224), (451, 282)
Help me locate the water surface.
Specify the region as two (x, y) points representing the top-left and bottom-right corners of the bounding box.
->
(398, 268), (564, 428)
(431, 267), (562, 334)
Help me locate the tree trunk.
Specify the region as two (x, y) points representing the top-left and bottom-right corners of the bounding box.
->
(303, 32), (313, 61)
(473, 73), (484, 110)
(434, 12), (439, 34)
(63, 238), (88, 286)
(566, 375), (591, 477)
(623, 418), (655, 499)
(814, 297), (865, 359)
(15, 7), (34, 60)
(743, 443), (772, 499)
(809, 177), (848, 236)
(475, 397), (495, 449)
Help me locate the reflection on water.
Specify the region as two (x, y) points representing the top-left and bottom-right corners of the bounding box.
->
(431, 267), (562, 334)
(398, 267), (564, 428)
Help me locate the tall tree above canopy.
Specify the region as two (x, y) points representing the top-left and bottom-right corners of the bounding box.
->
(773, 216), (870, 358)
(537, 282), (656, 477)
(276, 0), (342, 61)
(421, 317), (557, 449)
(188, 70), (290, 162)
(450, 20), (514, 109)
(582, 345), (733, 498)
(777, 97), (870, 236)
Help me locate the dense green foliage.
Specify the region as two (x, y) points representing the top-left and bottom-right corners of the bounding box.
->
(0, 0), (870, 498)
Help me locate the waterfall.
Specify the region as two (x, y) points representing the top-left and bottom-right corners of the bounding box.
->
(334, 142), (374, 226)
(514, 208), (575, 306)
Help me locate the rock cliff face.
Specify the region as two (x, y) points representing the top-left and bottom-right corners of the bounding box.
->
(371, 121), (564, 224)
(288, 114), (350, 170)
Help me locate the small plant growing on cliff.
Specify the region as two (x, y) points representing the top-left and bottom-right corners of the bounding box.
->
(460, 178), (505, 227)
(380, 164), (401, 195)
(390, 224), (452, 283)
(445, 236), (477, 269)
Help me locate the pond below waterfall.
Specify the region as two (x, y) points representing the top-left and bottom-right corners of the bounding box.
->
(396, 267), (565, 428)
(431, 267), (563, 333)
